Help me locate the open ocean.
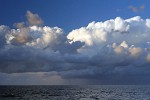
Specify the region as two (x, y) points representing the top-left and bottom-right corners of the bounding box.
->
(0, 85), (150, 100)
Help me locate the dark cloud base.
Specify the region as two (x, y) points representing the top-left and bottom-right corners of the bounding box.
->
(0, 11), (150, 84)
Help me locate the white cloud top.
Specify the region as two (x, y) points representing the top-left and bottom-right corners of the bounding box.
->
(1, 12), (150, 84)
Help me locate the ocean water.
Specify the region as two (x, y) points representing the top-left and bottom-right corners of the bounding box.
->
(0, 85), (150, 100)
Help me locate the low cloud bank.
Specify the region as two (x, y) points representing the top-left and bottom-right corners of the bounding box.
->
(0, 11), (150, 84)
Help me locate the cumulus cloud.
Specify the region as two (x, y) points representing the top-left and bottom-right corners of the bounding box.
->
(1, 11), (150, 84)
(14, 22), (25, 29)
(0, 25), (10, 48)
(26, 11), (43, 26)
(66, 16), (150, 84)
(146, 54), (150, 62)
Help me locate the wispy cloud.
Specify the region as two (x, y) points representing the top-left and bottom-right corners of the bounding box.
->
(128, 5), (145, 12)
(26, 11), (43, 26)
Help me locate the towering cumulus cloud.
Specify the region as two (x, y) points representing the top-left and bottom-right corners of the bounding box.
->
(1, 11), (150, 84)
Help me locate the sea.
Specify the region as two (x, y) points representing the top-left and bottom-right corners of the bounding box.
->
(0, 85), (150, 100)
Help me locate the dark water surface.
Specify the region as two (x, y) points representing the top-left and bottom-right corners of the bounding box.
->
(0, 85), (150, 100)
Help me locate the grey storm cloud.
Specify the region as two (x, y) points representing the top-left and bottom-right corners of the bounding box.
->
(1, 11), (150, 84)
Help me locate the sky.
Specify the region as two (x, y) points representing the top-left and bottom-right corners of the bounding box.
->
(0, 0), (150, 85)
(0, 0), (149, 32)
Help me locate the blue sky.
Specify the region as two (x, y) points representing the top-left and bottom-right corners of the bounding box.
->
(0, 0), (149, 32)
(1, 0), (150, 85)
